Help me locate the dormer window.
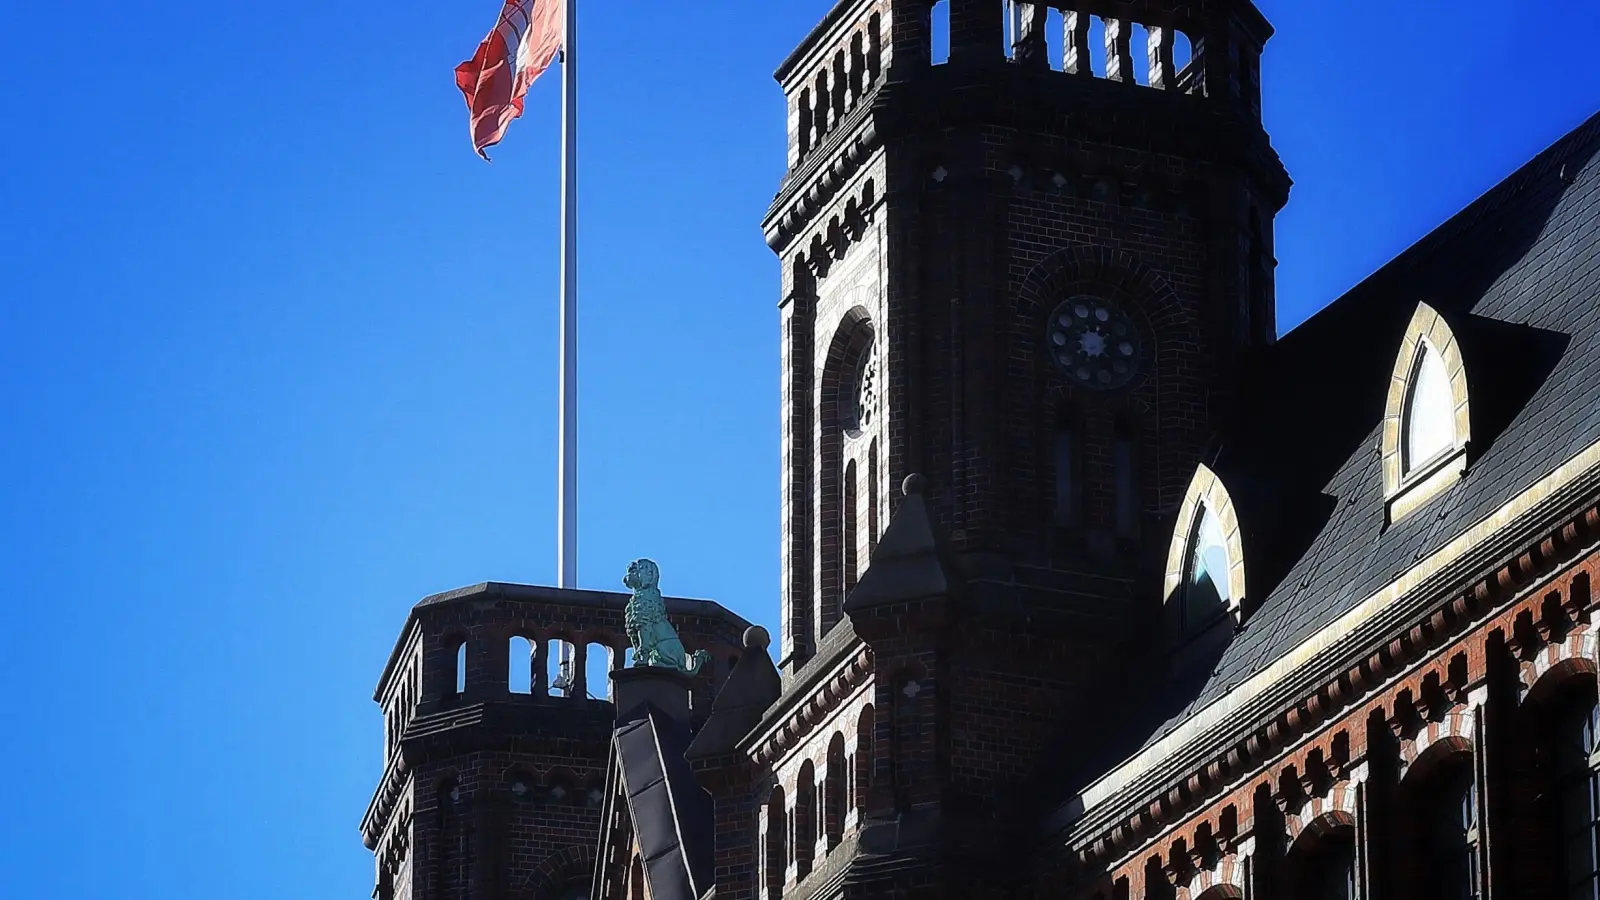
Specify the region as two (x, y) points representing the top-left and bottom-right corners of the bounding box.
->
(1164, 464), (1247, 638)
(1383, 303), (1471, 522)
(1184, 503), (1232, 629)
(1404, 341), (1455, 473)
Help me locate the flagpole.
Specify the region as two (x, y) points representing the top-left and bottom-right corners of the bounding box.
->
(557, 0), (578, 596)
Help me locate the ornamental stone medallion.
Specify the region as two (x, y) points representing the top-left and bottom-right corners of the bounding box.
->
(1046, 296), (1142, 390)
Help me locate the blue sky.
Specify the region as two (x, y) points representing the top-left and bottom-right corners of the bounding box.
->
(0, 0), (1596, 896)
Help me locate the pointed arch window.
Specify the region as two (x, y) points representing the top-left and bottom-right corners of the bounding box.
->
(1164, 464), (1247, 636)
(1183, 503), (1231, 629)
(1404, 341), (1455, 473)
(1383, 302), (1471, 521)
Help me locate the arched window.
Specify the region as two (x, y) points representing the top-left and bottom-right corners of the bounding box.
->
(1404, 341), (1456, 473)
(1555, 684), (1600, 898)
(765, 787), (787, 899)
(453, 640), (467, 697)
(825, 733), (847, 851)
(796, 761), (817, 880)
(1183, 503), (1231, 630)
(1165, 464), (1246, 637)
(1422, 761), (1481, 900)
(1294, 832), (1357, 900)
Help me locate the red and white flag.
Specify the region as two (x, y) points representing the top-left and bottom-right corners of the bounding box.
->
(455, 0), (564, 160)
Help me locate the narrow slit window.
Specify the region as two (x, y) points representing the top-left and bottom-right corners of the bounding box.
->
(1404, 342), (1455, 472)
(454, 641), (467, 695)
(1054, 415), (1078, 525)
(1113, 422), (1137, 537)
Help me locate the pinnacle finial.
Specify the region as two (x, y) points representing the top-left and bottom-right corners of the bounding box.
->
(902, 473), (926, 497)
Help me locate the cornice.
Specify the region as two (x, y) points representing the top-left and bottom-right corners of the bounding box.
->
(763, 102), (883, 253)
(359, 699), (615, 848)
(740, 624), (873, 766)
(762, 67), (1289, 255)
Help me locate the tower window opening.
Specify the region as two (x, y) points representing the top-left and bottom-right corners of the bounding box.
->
(867, 14), (882, 85)
(798, 89), (813, 157)
(1086, 15), (1108, 76)
(1128, 22), (1153, 85)
(868, 438), (880, 558)
(842, 460), (859, 617)
(585, 641), (613, 700)
(930, 0), (950, 65)
(509, 636), (534, 693)
(454, 640), (467, 696)
(1173, 30), (1194, 74)
(547, 638), (576, 697)
(1044, 7), (1065, 70)
(849, 33), (865, 101)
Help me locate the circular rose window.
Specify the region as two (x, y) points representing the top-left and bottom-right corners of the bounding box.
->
(847, 337), (878, 434)
(1046, 297), (1141, 390)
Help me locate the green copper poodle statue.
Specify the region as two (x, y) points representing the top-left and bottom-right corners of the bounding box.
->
(623, 558), (709, 675)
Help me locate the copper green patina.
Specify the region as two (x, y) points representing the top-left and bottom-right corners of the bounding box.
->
(622, 558), (709, 674)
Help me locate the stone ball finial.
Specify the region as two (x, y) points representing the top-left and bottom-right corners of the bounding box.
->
(902, 473), (926, 497)
(743, 625), (771, 651)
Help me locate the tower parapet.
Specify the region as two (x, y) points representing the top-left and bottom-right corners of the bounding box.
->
(361, 582), (749, 900)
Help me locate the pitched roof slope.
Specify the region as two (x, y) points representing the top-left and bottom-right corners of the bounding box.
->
(1133, 109), (1600, 757)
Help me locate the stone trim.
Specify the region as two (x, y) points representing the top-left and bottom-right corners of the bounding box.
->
(1519, 619), (1598, 704)
(1396, 695), (1480, 782)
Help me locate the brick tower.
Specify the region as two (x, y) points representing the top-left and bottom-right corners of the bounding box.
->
(766, 0), (1290, 674)
(360, 583), (749, 900)
(750, 0), (1291, 895)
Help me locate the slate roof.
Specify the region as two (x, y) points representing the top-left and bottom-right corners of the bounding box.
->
(1089, 109), (1600, 780)
(614, 704), (716, 900)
